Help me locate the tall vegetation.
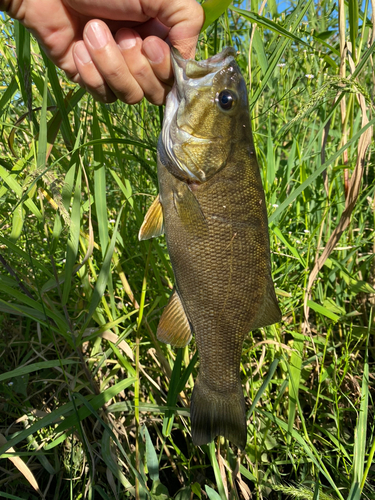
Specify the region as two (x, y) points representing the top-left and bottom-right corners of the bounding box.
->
(0, 1), (374, 498)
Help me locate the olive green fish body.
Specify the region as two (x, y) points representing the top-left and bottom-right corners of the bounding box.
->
(139, 48), (281, 449)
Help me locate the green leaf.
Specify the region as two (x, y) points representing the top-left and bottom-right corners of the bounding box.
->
(201, 0), (233, 31)
(252, 29), (268, 76)
(347, 483), (361, 500)
(150, 480), (169, 500)
(0, 165), (43, 220)
(247, 0), (313, 107)
(143, 425), (159, 481)
(9, 202), (24, 242)
(205, 485), (222, 500)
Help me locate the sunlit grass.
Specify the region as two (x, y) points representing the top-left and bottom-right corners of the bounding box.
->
(0, 1), (374, 499)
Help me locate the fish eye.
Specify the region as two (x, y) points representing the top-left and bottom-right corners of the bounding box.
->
(217, 90), (235, 111)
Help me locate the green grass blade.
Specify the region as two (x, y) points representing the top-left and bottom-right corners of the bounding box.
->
(0, 77), (17, 116)
(248, 0), (313, 107)
(247, 357), (280, 418)
(101, 429), (133, 489)
(36, 69), (48, 170)
(0, 359), (77, 382)
(348, 0), (359, 60)
(14, 21), (31, 109)
(353, 311), (370, 487)
(205, 442), (227, 500)
(269, 116), (375, 224)
(93, 102), (109, 257)
(287, 336), (303, 444)
(62, 165), (81, 305)
(81, 205), (123, 331)
(307, 300), (340, 322)
(232, 7), (312, 48)
(0, 281), (67, 331)
(347, 483), (361, 500)
(162, 348), (183, 436)
(0, 165), (43, 220)
(53, 377), (136, 435)
(41, 52), (73, 148)
(142, 425), (159, 481)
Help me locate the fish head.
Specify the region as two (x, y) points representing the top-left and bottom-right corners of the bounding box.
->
(162, 47), (250, 183)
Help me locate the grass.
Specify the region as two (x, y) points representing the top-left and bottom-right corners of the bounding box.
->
(0, 0), (374, 498)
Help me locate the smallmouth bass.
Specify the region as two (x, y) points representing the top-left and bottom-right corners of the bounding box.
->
(139, 47), (281, 449)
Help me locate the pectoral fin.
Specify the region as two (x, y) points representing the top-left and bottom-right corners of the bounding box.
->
(138, 194), (164, 241)
(157, 289), (192, 348)
(173, 183), (208, 238)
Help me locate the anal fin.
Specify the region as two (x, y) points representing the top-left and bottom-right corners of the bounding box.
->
(157, 290), (192, 348)
(138, 194), (164, 241)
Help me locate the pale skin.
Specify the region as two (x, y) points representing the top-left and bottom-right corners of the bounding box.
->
(0, 0), (204, 104)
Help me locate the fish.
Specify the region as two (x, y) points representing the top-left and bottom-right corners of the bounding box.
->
(139, 47), (281, 449)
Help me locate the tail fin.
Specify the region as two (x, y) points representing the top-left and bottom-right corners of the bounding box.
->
(190, 376), (247, 449)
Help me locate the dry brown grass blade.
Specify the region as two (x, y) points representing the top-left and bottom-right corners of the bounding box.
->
(236, 472), (251, 500)
(218, 451), (229, 499)
(0, 433), (42, 496)
(83, 328), (134, 361)
(304, 93), (372, 324)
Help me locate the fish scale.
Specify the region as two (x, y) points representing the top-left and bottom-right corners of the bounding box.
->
(139, 47), (281, 449)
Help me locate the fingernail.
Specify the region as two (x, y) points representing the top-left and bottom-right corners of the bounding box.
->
(74, 42), (91, 65)
(85, 22), (109, 50)
(143, 40), (164, 64)
(117, 30), (137, 50)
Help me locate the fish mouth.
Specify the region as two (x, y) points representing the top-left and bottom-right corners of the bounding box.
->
(171, 46), (237, 89)
(162, 47), (236, 181)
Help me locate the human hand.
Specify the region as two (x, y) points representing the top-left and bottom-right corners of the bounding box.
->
(1, 0), (204, 104)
